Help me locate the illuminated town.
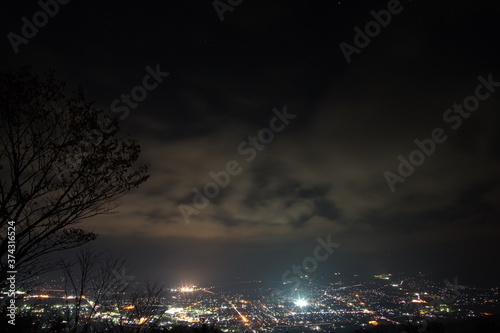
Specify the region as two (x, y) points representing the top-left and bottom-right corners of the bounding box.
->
(2, 273), (498, 332)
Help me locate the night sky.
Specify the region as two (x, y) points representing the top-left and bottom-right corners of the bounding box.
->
(2, 0), (500, 287)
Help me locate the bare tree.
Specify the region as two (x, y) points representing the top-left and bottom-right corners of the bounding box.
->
(59, 247), (132, 332)
(0, 67), (149, 283)
(124, 281), (166, 332)
(59, 247), (165, 333)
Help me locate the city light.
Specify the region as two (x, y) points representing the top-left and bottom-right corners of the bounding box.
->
(4, 274), (495, 331)
(179, 285), (197, 292)
(295, 299), (309, 307)
(165, 307), (183, 314)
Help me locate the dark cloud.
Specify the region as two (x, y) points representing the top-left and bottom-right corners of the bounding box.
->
(3, 0), (500, 287)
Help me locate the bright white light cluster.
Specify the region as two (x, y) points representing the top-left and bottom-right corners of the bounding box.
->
(295, 299), (308, 307)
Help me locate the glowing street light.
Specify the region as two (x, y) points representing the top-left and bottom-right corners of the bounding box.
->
(295, 299), (309, 307)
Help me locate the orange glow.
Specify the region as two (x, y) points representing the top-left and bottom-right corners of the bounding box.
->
(411, 299), (426, 303)
(368, 321), (378, 325)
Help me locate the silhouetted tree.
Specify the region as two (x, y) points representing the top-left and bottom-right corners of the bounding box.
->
(116, 280), (165, 333)
(0, 67), (149, 283)
(59, 247), (131, 332)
